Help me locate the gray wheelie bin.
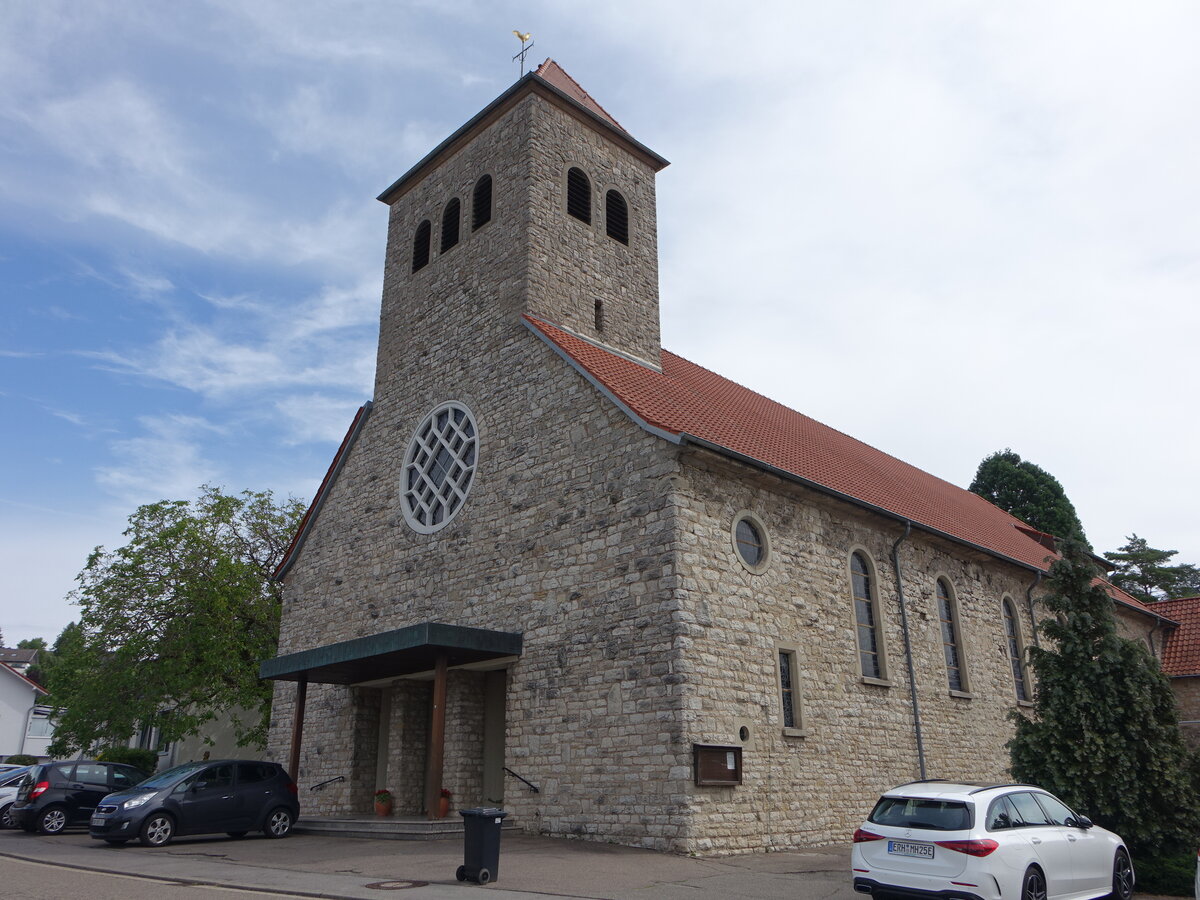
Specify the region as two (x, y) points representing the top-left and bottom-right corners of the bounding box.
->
(456, 807), (508, 884)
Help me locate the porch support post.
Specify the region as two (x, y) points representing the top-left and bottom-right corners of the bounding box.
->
(424, 653), (448, 818)
(288, 673), (308, 782)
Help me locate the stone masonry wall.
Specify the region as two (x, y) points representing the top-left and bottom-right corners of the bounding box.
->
(668, 448), (1044, 854)
(269, 89), (692, 849)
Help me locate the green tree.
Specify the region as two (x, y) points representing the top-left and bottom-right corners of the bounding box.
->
(1104, 534), (1200, 604)
(1008, 540), (1198, 855)
(969, 449), (1089, 547)
(47, 486), (305, 757)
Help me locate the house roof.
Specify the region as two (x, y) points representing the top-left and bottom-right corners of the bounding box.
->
(522, 314), (1162, 616)
(0, 648), (37, 665)
(1153, 597), (1200, 676)
(0, 662), (47, 695)
(532, 59), (626, 131)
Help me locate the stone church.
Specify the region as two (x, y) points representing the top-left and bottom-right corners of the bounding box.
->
(262, 60), (1171, 854)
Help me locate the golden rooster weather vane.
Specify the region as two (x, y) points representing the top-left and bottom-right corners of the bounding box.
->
(512, 30), (534, 76)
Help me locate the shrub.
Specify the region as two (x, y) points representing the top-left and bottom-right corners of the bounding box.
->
(96, 746), (159, 776)
(4, 754), (38, 766)
(1134, 849), (1195, 897)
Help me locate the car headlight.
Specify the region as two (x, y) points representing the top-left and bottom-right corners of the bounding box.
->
(123, 795), (152, 810)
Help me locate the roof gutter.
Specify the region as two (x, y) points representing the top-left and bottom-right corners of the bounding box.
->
(678, 433), (1042, 575)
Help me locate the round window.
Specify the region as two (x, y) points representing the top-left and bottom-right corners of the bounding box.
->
(401, 402), (478, 534)
(731, 512), (770, 573)
(736, 519), (764, 565)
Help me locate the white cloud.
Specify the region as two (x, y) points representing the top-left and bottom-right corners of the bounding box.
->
(95, 414), (224, 506)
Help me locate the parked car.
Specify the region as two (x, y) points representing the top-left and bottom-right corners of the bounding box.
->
(0, 766), (32, 828)
(851, 780), (1133, 900)
(10, 760), (148, 834)
(89, 759), (299, 847)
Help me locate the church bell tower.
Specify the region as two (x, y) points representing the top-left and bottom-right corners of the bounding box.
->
(372, 60), (670, 403)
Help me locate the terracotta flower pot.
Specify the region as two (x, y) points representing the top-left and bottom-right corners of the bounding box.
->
(374, 799), (393, 817)
(436, 796), (450, 818)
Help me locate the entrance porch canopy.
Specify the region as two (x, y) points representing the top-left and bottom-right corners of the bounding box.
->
(260, 621), (523, 685)
(261, 622), (522, 817)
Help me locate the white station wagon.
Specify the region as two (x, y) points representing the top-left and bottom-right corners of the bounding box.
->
(851, 780), (1133, 900)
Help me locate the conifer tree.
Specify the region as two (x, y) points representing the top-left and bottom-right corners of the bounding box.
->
(969, 449), (1089, 547)
(1009, 540), (1197, 854)
(1104, 534), (1200, 603)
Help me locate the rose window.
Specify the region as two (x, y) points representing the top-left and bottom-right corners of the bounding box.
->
(401, 402), (478, 533)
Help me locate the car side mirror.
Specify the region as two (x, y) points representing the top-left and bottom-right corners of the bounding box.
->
(1069, 815), (1093, 829)
(193, 781), (208, 792)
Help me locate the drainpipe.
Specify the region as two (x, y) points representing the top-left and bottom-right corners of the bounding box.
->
(1025, 571), (1042, 648)
(892, 521), (926, 780)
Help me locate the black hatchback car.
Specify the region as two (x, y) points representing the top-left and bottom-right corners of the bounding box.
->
(11, 760), (148, 834)
(89, 759), (299, 846)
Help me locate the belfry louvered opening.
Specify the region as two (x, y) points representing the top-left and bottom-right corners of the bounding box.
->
(566, 167), (591, 224)
(472, 175), (492, 231)
(441, 199), (461, 253)
(411, 220), (431, 273)
(605, 190), (629, 244)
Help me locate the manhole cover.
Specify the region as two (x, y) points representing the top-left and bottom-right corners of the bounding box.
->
(365, 881), (429, 890)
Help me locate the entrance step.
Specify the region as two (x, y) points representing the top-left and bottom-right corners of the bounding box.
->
(294, 815), (517, 841)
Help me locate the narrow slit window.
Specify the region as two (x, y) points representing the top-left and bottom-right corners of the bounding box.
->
(567, 167), (591, 223)
(605, 190), (629, 244)
(472, 175), (492, 231)
(594, 298), (604, 332)
(778, 649), (802, 730)
(1003, 598), (1029, 701)
(852, 552), (883, 679)
(937, 579), (965, 692)
(441, 198), (461, 253)
(412, 220), (431, 272)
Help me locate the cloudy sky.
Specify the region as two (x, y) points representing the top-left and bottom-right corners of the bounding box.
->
(3, 1), (1198, 646)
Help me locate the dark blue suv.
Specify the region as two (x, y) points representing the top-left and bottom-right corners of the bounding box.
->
(89, 759), (299, 847)
(12, 760), (148, 833)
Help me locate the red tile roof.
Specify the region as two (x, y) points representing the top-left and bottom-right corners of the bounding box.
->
(1154, 597), (1200, 676)
(523, 314), (1161, 608)
(533, 59), (626, 132)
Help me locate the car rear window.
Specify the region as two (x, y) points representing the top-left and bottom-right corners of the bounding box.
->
(869, 796), (973, 831)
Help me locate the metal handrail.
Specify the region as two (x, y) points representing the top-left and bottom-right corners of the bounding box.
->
(309, 775), (346, 792)
(503, 767), (539, 793)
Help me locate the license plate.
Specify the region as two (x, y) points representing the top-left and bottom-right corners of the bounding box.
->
(888, 840), (934, 859)
(90, 815), (105, 827)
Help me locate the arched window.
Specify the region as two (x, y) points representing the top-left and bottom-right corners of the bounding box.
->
(851, 551), (884, 680)
(566, 167), (591, 224)
(441, 199), (461, 253)
(472, 175), (492, 231)
(1003, 598), (1029, 701)
(411, 220), (431, 273)
(937, 579), (966, 692)
(605, 189), (629, 244)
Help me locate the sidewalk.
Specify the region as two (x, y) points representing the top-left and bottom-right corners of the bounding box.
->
(0, 827), (855, 899)
(0, 827), (1178, 899)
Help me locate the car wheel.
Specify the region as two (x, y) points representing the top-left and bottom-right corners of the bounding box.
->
(263, 807), (293, 838)
(226, 831), (247, 838)
(1108, 848), (1134, 900)
(37, 806), (68, 835)
(1021, 866), (1047, 900)
(139, 813), (175, 847)
(0, 802), (13, 829)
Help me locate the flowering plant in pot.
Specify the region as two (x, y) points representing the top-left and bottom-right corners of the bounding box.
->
(374, 788), (393, 817)
(437, 787), (452, 818)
